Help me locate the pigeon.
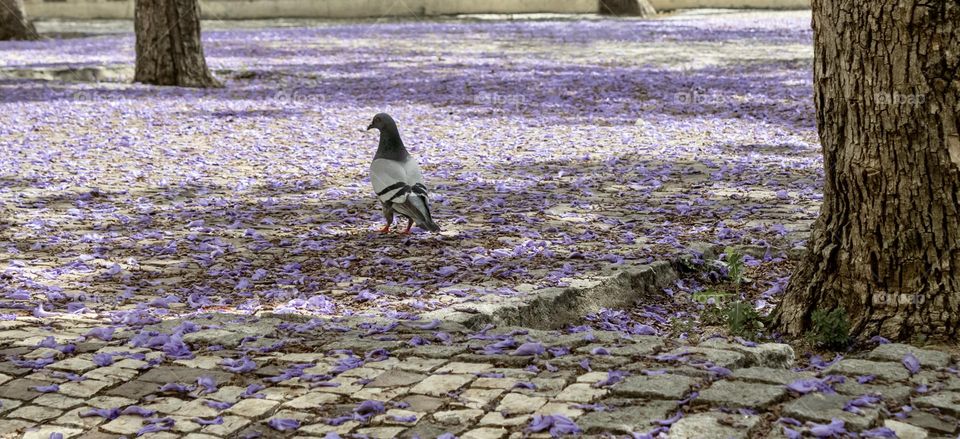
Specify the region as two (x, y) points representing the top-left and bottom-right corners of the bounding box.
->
(367, 113), (441, 234)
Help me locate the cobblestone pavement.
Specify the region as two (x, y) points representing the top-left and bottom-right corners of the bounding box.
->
(1, 313), (958, 438)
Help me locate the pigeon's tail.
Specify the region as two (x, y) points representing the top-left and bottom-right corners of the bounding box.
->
(421, 218), (441, 232)
(394, 186), (441, 233)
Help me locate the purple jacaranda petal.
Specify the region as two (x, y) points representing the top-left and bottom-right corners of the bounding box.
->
(32, 384), (59, 393)
(436, 434), (457, 439)
(579, 358), (592, 372)
(267, 418), (301, 431)
(92, 353), (115, 367)
(241, 383), (266, 399)
(80, 407), (121, 419)
(204, 400), (233, 410)
(49, 433), (64, 439)
(365, 348), (390, 362)
(513, 381), (537, 390)
(197, 376), (218, 394)
(655, 412), (683, 426)
(85, 327), (115, 341)
(593, 370), (629, 388)
(136, 417), (174, 436)
(590, 347), (611, 356)
(389, 414), (418, 423)
(194, 416), (224, 425)
(777, 417), (802, 426)
(809, 418), (846, 437)
(869, 335), (890, 345)
(354, 400), (385, 419)
(547, 415), (582, 437)
(856, 375), (875, 384)
(221, 356), (257, 373)
(121, 406), (156, 417)
(733, 336), (758, 347)
(158, 383), (194, 393)
(782, 427), (801, 439)
(843, 394), (880, 414)
(511, 342), (545, 356)
(860, 427), (897, 438)
(902, 353), (920, 375)
(705, 365), (732, 377)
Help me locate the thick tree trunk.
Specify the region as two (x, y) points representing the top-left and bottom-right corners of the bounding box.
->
(134, 0), (221, 87)
(773, 0), (960, 342)
(0, 0), (36, 40)
(599, 0), (656, 17)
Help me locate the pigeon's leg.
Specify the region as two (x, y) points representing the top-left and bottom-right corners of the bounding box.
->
(402, 218), (414, 234)
(380, 204), (394, 234)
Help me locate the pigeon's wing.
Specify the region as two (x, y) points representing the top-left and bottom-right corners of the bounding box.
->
(370, 158), (440, 232)
(370, 158), (413, 204)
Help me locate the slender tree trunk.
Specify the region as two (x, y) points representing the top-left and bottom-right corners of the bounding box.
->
(773, 0), (960, 342)
(0, 0), (36, 40)
(599, 0), (656, 17)
(134, 0), (221, 87)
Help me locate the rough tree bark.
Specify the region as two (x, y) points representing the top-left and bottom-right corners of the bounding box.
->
(134, 0), (221, 87)
(598, 0), (656, 17)
(773, 0), (960, 341)
(0, 0), (36, 40)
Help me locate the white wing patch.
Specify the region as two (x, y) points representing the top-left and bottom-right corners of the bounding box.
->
(370, 158), (425, 204)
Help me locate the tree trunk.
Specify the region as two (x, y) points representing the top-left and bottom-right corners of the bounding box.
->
(599, 0), (656, 17)
(0, 0), (36, 40)
(134, 0), (221, 87)
(773, 0), (960, 342)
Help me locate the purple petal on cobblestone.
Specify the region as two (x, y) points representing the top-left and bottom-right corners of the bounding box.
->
(85, 327), (116, 341)
(513, 381), (537, 390)
(122, 406), (157, 417)
(32, 384), (59, 393)
(856, 375), (875, 384)
(705, 365), (732, 377)
(733, 336), (758, 347)
(195, 416), (224, 425)
(221, 356), (257, 373)
(902, 353), (920, 375)
(93, 353), (115, 367)
(869, 336), (891, 345)
(365, 348), (390, 362)
(590, 347), (611, 355)
(843, 394), (880, 414)
(809, 418), (846, 437)
(436, 434), (456, 439)
(655, 412), (683, 426)
(242, 383), (266, 399)
(511, 342), (545, 356)
(197, 376), (218, 394)
(268, 418), (301, 431)
(136, 417), (174, 436)
(777, 417), (802, 426)
(782, 427), (801, 439)
(159, 383), (195, 393)
(354, 400), (386, 419)
(860, 427), (897, 437)
(528, 414), (581, 437)
(593, 370), (629, 388)
(204, 400), (233, 410)
(49, 433), (63, 439)
(80, 408), (121, 419)
(390, 414), (418, 423)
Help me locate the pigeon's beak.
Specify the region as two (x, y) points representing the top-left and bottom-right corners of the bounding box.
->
(366, 123), (375, 131)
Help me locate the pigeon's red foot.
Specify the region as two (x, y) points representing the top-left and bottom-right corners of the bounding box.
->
(378, 225), (391, 234)
(403, 220), (413, 234)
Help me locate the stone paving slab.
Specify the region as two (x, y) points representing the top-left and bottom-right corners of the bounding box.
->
(0, 313), (956, 438)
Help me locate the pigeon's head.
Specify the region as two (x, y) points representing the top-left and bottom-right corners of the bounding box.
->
(367, 113), (396, 131)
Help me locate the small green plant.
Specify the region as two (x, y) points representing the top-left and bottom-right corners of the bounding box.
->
(725, 248), (745, 286)
(669, 317), (694, 334)
(725, 301), (763, 339)
(808, 307), (851, 350)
